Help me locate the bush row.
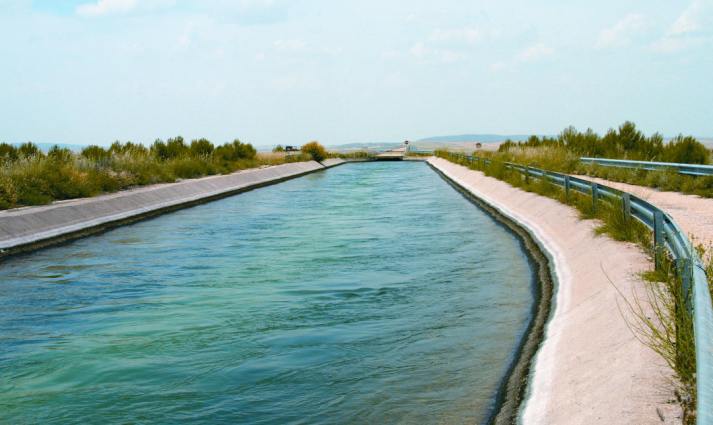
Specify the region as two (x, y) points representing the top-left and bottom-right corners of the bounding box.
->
(498, 121), (710, 165)
(0, 138), (315, 210)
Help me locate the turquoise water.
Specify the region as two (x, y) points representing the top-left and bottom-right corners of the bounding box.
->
(0, 162), (534, 424)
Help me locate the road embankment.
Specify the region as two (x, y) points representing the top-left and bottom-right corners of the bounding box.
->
(0, 159), (345, 257)
(427, 157), (679, 424)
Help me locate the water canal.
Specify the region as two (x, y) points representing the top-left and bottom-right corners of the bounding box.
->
(0, 161), (536, 424)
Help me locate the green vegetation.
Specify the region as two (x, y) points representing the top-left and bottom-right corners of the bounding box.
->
(490, 122), (713, 197)
(0, 138), (310, 210)
(435, 149), (699, 423)
(499, 121), (710, 164)
(301, 141), (328, 162)
(330, 150), (375, 160)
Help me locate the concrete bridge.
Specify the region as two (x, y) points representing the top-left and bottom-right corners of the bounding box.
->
(375, 146), (407, 160)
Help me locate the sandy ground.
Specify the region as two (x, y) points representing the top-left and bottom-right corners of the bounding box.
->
(427, 157), (679, 424)
(575, 175), (713, 249)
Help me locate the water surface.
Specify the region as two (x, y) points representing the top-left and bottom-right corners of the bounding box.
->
(0, 162), (534, 424)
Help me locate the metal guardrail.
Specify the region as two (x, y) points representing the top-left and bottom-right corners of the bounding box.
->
(446, 152), (713, 424)
(581, 157), (713, 177)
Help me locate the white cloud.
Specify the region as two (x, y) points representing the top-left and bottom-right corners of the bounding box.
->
(409, 42), (428, 58)
(403, 26), (491, 64)
(670, 0), (710, 35)
(76, 0), (138, 16)
(408, 42), (464, 63)
(177, 22), (194, 47)
(76, 0), (175, 17)
(488, 61), (508, 72)
(596, 14), (648, 48)
(652, 0), (713, 52)
(273, 39), (306, 51)
(651, 37), (688, 53)
(517, 43), (554, 62)
(429, 27), (483, 44)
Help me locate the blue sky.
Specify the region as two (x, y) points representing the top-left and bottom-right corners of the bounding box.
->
(1, 0), (712, 147)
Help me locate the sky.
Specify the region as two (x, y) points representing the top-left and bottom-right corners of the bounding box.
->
(1, 0), (712, 147)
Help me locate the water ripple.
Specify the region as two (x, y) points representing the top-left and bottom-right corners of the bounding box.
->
(0, 162), (533, 424)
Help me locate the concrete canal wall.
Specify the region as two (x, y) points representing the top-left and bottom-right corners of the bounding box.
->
(427, 157), (679, 424)
(320, 158), (348, 168)
(0, 159), (345, 256)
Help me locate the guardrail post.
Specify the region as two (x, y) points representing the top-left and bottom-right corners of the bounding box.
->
(591, 183), (599, 213)
(675, 256), (688, 379)
(622, 192), (631, 223)
(677, 257), (692, 312)
(653, 211), (664, 270)
(525, 166), (530, 184)
(564, 175), (571, 200)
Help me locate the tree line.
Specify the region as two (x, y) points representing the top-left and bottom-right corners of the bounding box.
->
(498, 122), (710, 164)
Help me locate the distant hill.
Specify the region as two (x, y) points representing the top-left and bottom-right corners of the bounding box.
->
(417, 134), (534, 143)
(327, 142), (401, 150)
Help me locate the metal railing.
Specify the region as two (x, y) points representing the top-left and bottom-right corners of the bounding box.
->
(581, 157), (713, 177)
(445, 152), (713, 424)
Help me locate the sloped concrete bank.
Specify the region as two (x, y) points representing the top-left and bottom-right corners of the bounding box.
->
(0, 159), (345, 258)
(427, 158), (679, 424)
(428, 162), (553, 425)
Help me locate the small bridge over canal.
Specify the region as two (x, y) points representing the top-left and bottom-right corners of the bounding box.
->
(376, 146), (407, 161)
(375, 146), (407, 160)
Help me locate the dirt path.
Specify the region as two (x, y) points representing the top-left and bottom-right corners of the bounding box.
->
(576, 176), (713, 248)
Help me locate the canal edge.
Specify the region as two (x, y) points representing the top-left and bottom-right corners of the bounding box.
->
(426, 161), (558, 425)
(0, 159), (347, 260)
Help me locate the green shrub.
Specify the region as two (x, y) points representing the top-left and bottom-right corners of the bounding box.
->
(663, 135), (709, 164)
(81, 145), (110, 162)
(18, 142), (42, 159)
(152, 137), (190, 161)
(301, 141), (327, 162)
(169, 158), (213, 179)
(213, 140), (257, 162)
(0, 137), (299, 210)
(0, 175), (17, 209)
(109, 141), (149, 157)
(12, 164), (53, 205)
(47, 145), (73, 162)
(190, 138), (214, 157)
(0, 143), (18, 164)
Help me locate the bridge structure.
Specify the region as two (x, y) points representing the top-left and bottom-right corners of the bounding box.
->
(375, 146), (408, 160)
